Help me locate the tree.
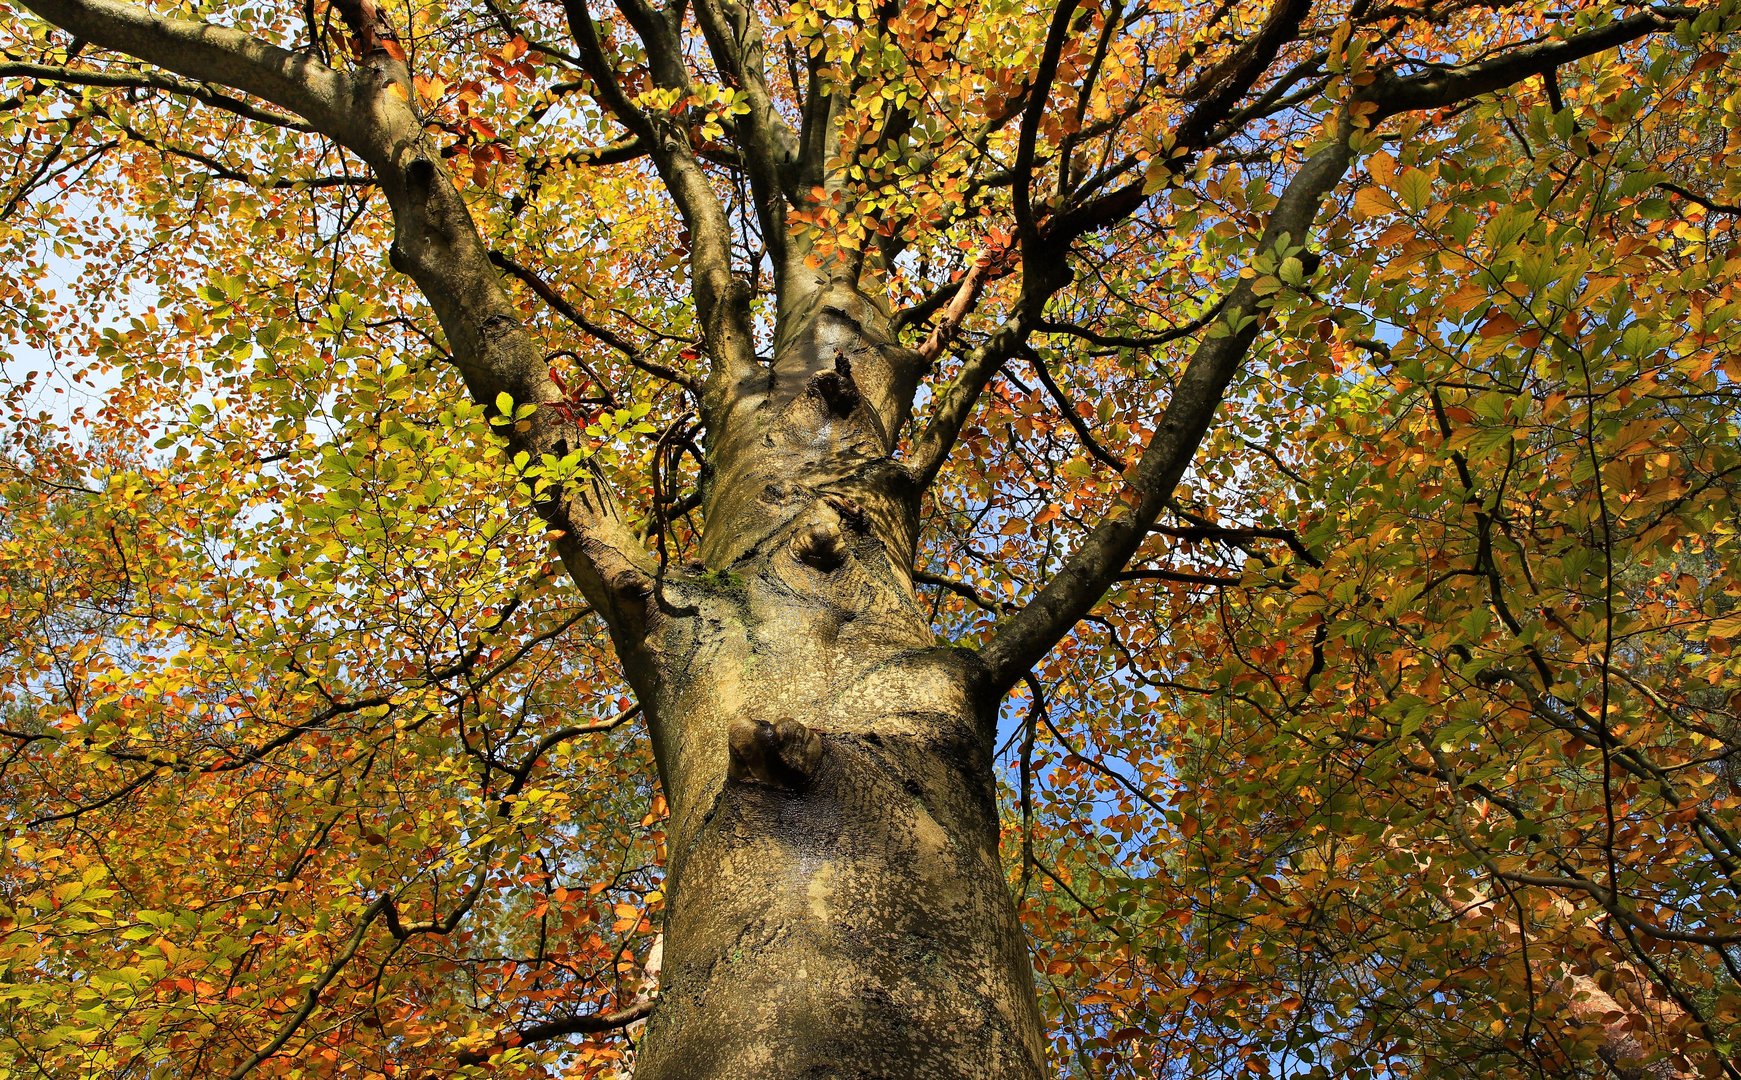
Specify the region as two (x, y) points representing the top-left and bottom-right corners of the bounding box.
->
(2, 0), (1739, 1076)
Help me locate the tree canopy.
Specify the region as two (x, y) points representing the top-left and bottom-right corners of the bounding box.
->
(2, 0), (1740, 1077)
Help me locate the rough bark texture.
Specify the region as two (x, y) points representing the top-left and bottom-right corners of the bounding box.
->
(628, 278), (1048, 1079)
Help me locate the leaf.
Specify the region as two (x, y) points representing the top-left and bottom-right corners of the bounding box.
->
(1396, 168), (1433, 212)
(1354, 186), (1398, 218)
(1479, 311), (1519, 338)
(1367, 150), (1398, 187)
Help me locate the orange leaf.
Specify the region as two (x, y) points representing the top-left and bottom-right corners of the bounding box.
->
(1479, 311), (1519, 339)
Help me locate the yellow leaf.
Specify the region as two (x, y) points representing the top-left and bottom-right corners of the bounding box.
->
(1367, 150), (1397, 186)
(1443, 282), (1488, 315)
(1354, 187), (1397, 218)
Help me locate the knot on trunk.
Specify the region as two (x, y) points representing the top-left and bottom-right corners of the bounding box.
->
(807, 353), (861, 418)
(792, 519), (847, 570)
(727, 717), (823, 790)
(404, 156), (436, 196)
(788, 494), (869, 571)
(479, 312), (521, 341)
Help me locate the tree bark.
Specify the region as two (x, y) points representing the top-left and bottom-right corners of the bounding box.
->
(626, 276), (1048, 1079)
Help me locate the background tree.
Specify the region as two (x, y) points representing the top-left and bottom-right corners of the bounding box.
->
(2, 0), (1738, 1077)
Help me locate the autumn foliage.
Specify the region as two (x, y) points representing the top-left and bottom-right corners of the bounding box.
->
(3, 0), (1740, 1077)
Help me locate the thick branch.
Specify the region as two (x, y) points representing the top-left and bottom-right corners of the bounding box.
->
(0, 60), (313, 129)
(691, 0), (797, 262)
(18, 0), (662, 650)
(978, 126), (1355, 693)
(795, 48), (839, 193)
(1012, 0), (1082, 261)
(1366, 8), (1679, 120)
(1172, 0), (1314, 150)
(906, 318), (1032, 491)
(561, 0), (653, 135)
(915, 248), (1006, 365)
(13, 0), (353, 138)
(562, 0), (760, 406)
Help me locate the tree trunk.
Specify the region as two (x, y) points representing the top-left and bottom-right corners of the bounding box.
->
(357, 102), (1049, 1074)
(634, 597), (1045, 1079)
(624, 275), (1049, 1079)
